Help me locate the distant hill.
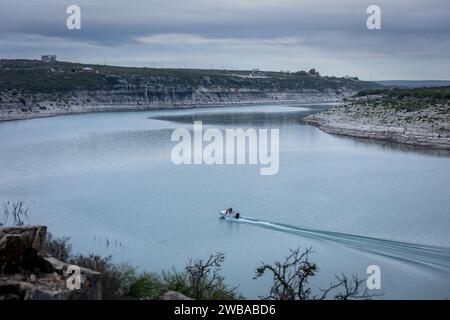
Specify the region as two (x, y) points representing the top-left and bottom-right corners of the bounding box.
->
(0, 59), (376, 94)
(375, 80), (450, 88)
(0, 59), (379, 121)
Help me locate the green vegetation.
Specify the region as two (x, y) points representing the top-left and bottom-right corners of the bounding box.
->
(43, 232), (374, 300)
(0, 59), (375, 94)
(353, 86), (450, 111)
(45, 232), (241, 300)
(356, 86), (450, 100)
(69, 254), (142, 300)
(44, 233), (72, 262)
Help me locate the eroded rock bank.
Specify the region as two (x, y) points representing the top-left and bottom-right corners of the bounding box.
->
(305, 98), (450, 150)
(0, 89), (351, 122)
(0, 226), (101, 300)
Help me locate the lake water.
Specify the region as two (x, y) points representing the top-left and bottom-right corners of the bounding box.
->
(1, 104), (450, 299)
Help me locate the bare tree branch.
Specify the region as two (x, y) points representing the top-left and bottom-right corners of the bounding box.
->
(255, 247), (382, 300)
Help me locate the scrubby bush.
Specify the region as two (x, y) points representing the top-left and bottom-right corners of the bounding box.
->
(44, 232), (72, 262)
(42, 232), (241, 300)
(354, 86), (450, 111)
(70, 254), (137, 300)
(161, 253), (242, 300)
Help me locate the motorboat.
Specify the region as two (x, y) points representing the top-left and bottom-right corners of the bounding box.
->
(219, 209), (241, 220)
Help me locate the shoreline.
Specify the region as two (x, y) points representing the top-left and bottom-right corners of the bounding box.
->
(305, 103), (450, 151)
(4, 93), (450, 153)
(0, 97), (342, 123)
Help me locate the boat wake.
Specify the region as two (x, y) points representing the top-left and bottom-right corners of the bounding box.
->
(233, 216), (450, 273)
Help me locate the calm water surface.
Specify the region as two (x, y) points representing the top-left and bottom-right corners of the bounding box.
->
(1, 104), (449, 299)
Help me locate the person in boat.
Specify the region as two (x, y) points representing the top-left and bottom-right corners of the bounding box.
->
(226, 207), (233, 215)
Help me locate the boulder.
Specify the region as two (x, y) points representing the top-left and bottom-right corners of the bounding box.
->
(0, 226), (46, 274)
(0, 225), (46, 253)
(0, 225), (102, 300)
(0, 234), (25, 274)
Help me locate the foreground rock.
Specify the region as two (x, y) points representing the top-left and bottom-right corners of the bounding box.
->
(0, 226), (101, 300)
(305, 97), (450, 150)
(161, 291), (193, 300)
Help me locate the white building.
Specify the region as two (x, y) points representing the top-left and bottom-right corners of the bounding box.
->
(41, 55), (57, 62)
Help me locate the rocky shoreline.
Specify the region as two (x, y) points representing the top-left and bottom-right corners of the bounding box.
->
(0, 90), (349, 122)
(305, 98), (450, 150)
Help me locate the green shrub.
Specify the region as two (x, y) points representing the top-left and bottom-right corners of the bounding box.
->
(128, 272), (164, 299)
(161, 268), (191, 295)
(161, 253), (242, 300)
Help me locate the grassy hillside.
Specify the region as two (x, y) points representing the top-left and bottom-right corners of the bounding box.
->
(0, 59), (376, 94)
(354, 86), (450, 111)
(356, 86), (450, 99)
(374, 80), (450, 88)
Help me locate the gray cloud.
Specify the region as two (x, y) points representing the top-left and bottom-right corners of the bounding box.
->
(1, 0), (449, 79)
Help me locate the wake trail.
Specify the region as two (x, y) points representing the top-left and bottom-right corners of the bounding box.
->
(234, 216), (450, 273)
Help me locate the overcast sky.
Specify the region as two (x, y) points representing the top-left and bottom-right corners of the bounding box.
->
(1, 0), (449, 80)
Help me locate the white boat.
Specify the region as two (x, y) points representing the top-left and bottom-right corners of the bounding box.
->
(219, 209), (241, 220)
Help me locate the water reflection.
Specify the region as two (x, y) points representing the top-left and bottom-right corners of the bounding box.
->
(1, 104), (449, 298)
